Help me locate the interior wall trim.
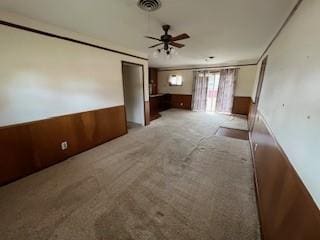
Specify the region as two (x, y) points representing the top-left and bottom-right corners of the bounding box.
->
(0, 1), (301, 69)
(0, 20), (148, 61)
(158, 63), (257, 72)
(249, 110), (320, 240)
(256, 0), (304, 63)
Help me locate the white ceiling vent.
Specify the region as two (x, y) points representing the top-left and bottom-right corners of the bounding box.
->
(137, 0), (161, 12)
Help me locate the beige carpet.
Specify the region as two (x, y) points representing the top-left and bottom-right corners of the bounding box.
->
(0, 109), (260, 240)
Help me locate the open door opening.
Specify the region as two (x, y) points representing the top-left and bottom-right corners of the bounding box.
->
(122, 62), (145, 129)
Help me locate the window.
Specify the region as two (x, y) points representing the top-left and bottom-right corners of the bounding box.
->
(168, 75), (183, 86)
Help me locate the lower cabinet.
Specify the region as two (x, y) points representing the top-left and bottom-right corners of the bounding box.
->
(149, 94), (192, 121)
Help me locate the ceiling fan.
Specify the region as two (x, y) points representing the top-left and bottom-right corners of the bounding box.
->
(145, 25), (190, 55)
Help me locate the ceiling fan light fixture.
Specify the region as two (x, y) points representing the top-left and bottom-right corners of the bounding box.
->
(153, 48), (161, 58)
(147, 24), (189, 59)
(137, 0), (162, 12)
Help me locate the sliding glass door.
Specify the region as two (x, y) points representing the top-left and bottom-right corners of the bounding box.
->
(206, 72), (220, 112)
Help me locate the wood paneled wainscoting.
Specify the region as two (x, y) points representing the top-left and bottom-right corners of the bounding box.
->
(149, 94), (192, 122)
(250, 111), (320, 240)
(144, 101), (150, 125)
(0, 106), (127, 186)
(170, 94), (192, 110)
(232, 96), (251, 115)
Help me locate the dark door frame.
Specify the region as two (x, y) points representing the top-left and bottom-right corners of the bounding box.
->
(121, 61), (146, 129)
(249, 56), (268, 131)
(255, 56), (268, 106)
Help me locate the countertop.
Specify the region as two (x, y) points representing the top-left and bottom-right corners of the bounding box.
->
(149, 93), (166, 98)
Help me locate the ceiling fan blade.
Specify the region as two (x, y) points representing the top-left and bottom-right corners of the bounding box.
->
(145, 36), (162, 41)
(149, 43), (163, 48)
(171, 33), (190, 42)
(169, 42), (185, 48)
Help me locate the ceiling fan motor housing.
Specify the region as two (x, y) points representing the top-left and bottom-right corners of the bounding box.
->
(161, 34), (172, 42)
(161, 25), (172, 45)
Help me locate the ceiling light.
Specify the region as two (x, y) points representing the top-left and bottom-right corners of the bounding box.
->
(205, 56), (215, 62)
(153, 49), (160, 58)
(153, 47), (177, 59)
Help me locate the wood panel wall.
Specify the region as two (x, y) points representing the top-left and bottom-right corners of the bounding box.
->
(250, 111), (320, 240)
(0, 106), (127, 186)
(232, 96), (251, 115)
(144, 101), (150, 125)
(170, 94), (192, 110)
(149, 68), (158, 95)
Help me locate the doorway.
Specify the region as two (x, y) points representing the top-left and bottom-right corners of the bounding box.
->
(122, 62), (145, 129)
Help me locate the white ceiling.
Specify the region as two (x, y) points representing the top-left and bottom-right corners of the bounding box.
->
(0, 0), (297, 68)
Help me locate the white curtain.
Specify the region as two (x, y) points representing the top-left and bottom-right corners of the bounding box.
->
(216, 68), (238, 114)
(192, 71), (209, 111)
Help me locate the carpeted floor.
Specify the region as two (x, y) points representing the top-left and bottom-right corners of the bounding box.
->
(0, 109), (260, 240)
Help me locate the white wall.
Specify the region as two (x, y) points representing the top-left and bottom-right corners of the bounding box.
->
(0, 11), (148, 127)
(158, 69), (194, 95)
(158, 65), (257, 96)
(235, 65), (257, 96)
(123, 64), (144, 125)
(251, 0), (320, 207)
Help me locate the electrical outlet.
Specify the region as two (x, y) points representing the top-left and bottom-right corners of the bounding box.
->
(61, 141), (68, 150)
(180, 102), (183, 106)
